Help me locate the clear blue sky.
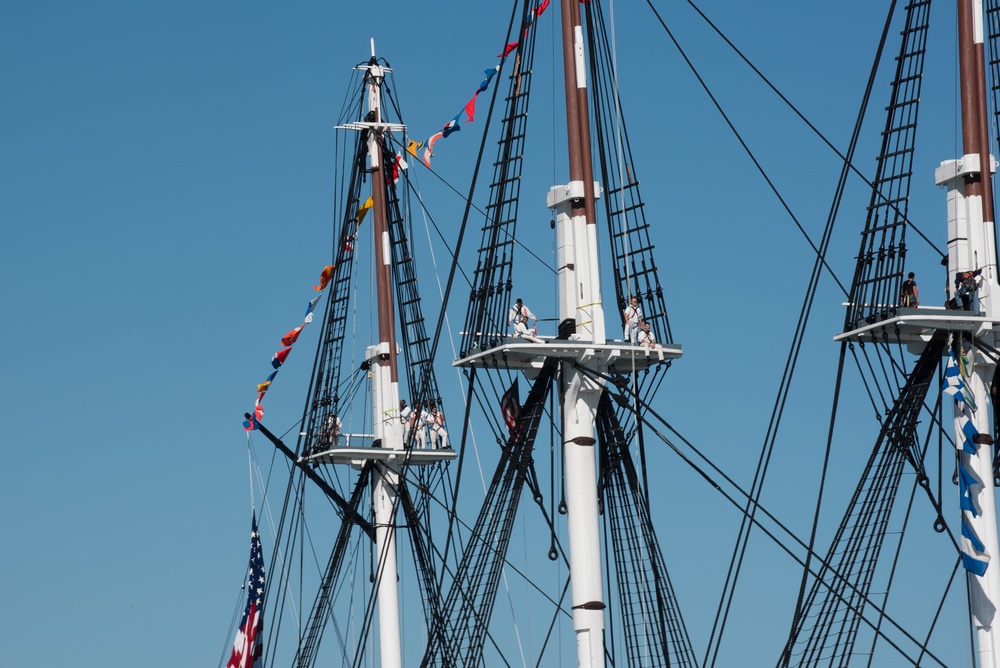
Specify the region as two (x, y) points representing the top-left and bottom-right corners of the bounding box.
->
(0, 1), (976, 666)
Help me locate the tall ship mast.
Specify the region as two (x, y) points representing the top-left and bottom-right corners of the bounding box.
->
(339, 44), (458, 668)
(225, 2), (1000, 667)
(233, 1), (694, 665)
(241, 42), (457, 667)
(784, 1), (1000, 665)
(432, 0), (687, 665)
(943, 2), (1000, 659)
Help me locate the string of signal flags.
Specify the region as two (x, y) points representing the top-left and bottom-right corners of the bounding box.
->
(242, 265), (335, 431)
(240, 167), (406, 432)
(407, 0), (552, 169)
(243, 0), (574, 430)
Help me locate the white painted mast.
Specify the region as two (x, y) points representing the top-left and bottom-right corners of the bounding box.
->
(550, 1), (608, 665)
(325, 42), (456, 666)
(363, 48), (405, 668)
(452, 3), (680, 662)
(935, 2), (1000, 664)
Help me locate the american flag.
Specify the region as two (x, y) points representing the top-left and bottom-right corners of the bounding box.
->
(500, 379), (521, 431)
(227, 513), (265, 668)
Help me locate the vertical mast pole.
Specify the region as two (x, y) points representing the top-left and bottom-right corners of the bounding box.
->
(367, 63), (401, 388)
(961, 0), (996, 231)
(570, 0), (607, 342)
(955, 2), (1000, 665)
(557, 1), (607, 666)
(363, 51), (404, 668)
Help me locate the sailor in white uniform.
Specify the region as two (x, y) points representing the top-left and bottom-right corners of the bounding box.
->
(425, 403), (448, 449)
(637, 322), (656, 350)
(623, 296), (643, 343)
(324, 413), (342, 447)
(508, 298), (541, 341)
(399, 399), (413, 445)
(409, 402), (426, 449)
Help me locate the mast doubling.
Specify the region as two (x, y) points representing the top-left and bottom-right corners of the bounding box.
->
(942, 2), (1000, 664)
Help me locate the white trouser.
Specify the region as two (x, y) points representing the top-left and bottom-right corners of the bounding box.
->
(428, 426), (448, 449)
(513, 322), (533, 337)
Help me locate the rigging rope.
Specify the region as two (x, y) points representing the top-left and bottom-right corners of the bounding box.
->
(679, 0), (945, 263)
(657, 0), (918, 660)
(572, 362), (954, 666)
(643, 0), (850, 300)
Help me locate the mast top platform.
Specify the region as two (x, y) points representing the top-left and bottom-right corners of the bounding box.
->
(302, 442), (456, 468)
(454, 337), (682, 371)
(834, 306), (998, 349)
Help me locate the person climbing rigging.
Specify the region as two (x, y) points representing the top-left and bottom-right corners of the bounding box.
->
(623, 296), (643, 344)
(509, 298), (540, 341)
(901, 271), (919, 307)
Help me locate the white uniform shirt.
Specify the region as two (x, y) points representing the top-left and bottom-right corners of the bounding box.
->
(624, 303), (643, 328)
(509, 303), (536, 324)
(425, 410), (444, 431)
(326, 414), (342, 433)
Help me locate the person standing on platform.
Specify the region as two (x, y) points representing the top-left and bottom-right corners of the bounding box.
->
(623, 296), (643, 343)
(399, 399), (412, 445)
(324, 413), (342, 448)
(409, 401), (426, 449)
(509, 298), (540, 341)
(426, 403), (448, 449)
(901, 272), (919, 307)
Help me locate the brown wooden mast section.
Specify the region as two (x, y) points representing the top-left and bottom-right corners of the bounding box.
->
(560, 0), (599, 227)
(369, 114), (400, 383)
(958, 0), (996, 226)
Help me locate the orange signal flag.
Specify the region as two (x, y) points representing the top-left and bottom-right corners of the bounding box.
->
(314, 265), (335, 291)
(406, 139), (424, 158)
(281, 325), (304, 347)
(356, 195), (374, 226)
